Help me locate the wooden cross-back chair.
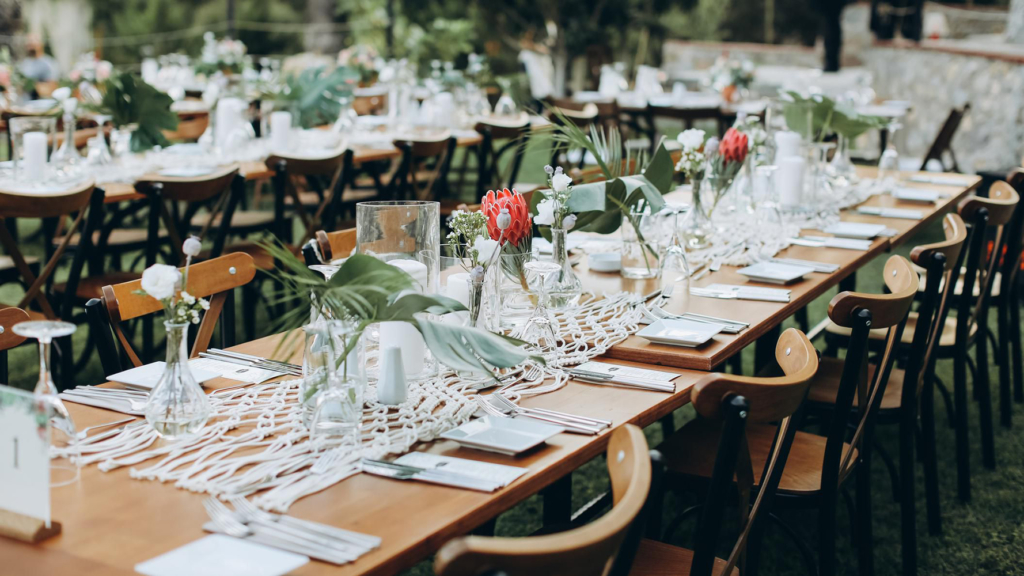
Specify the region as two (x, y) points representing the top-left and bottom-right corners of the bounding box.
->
(434, 424), (652, 576)
(0, 307), (30, 382)
(474, 117), (532, 196)
(943, 183), (1019, 501)
(302, 228), (356, 266)
(997, 170), (1024, 429)
(383, 135), (458, 203)
(919, 103), (969, 173)
(85, 252), (257, 375)
(264, 149), (355, 245)
(637, 328), (819, 576)
(545, 101), (599, 170)
(814, 215), (968, 575)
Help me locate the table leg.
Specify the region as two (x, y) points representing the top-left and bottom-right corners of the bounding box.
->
(754, 325), (782, 375)
(542, 473), (572, 528)
(839, 271), (857, 293)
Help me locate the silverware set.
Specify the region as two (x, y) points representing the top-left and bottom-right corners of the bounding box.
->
(642, 304), (748, 334)
(203, 496), (380, 564)
(568, 368), (676, 393)
(199, 349), (302, 377)
(476, 393), (611, 435)
(59, 386), (150, 414)
(361, 458), (503, 491)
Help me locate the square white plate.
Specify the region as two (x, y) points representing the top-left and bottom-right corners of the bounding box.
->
(821, 222), (888, 239)
(108, 361), (221, 391)
(737, 261), (815, 285)
(440, 415), (563, 456)
(637, 318), (723, 347)
(135, 534), (308, 576)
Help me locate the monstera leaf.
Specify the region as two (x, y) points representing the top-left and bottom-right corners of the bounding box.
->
(782, 90), (885, 141)
(265, 66), (361, 129)
(97, 72), (179, 152)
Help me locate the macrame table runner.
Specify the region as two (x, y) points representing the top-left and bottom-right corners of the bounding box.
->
(57, 290), (646, 512)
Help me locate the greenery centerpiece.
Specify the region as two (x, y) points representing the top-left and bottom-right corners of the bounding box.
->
(781, 91), (886, 183)
(261, 240), (542, 396)
(260, 66), (361, 129)
(92, 72), (179, 152)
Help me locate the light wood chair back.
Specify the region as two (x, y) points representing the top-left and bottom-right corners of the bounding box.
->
(315, 229), (356, 263)
(825, 255), (918, 488)
(267, 149), (350, 243)
(0, 179), (101, 319)
(387, 135), (458, 202)
(688, 328), (819, 576)
(434, 425), (651, 576)
(956, 183), (1020, 340)
(475, 118), (531, 193)
(95, 252), (256, 369)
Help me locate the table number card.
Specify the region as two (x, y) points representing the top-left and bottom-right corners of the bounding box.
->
(0, 384), (51, 527)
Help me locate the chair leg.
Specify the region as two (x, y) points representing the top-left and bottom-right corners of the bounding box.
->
(920, 377), (942, 535)
(659, 414), (674, 438)
(768, 513), (818, 576)
(242, 283), (256, 342)
(1011, 292), (1023, 403)
(856, 456), (875, 576)
(975, 334), (997, 470)
(899, 408), (917, 576)
(953, 349), (971, 502)
(998, 301), (1013, 428)
(872, 439), (901, 502)
(818, 488), (838, 576)
(795, 307), (810, 332)
(933, 374), (956, 428)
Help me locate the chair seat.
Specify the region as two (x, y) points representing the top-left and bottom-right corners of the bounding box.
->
(284, 191), (323, 207)
(56, 228), (167, 248)
(0, 254), (40, 270)
(190, 210), (276, 230)
(629, 538), (738, 576)
(658, 417), (856, 496)
(823, 311), (975, 348)
(52, 271), (142, 301)
(807, 357), (905, 410)
(341, 188), (378, 203)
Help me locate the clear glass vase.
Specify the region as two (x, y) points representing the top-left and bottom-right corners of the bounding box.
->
(493, 250), (534, 330)
(547, 226), (582, 309)
(828, 133), (858, 187)
(308, 319), (365, 444)
(301, 319), (365, 429)
(682, 177), (714, 250)
(621, 210), (662, 280)
(145, 322), (211, 439)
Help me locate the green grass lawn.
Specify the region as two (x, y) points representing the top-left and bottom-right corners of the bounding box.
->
(2, 126), (1021, 575)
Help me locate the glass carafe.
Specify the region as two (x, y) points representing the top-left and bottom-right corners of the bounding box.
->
(145, 322), (211, 439)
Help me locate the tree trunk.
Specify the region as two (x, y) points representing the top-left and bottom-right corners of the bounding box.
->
(304, 0), (339, 54)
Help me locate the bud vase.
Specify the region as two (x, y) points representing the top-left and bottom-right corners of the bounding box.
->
(145, 322), (211, 439)
(683, 177), (714, 250)
(302, 319), (365, 444)
(621, 210), (663, 279)
(547, 226), (582, 309)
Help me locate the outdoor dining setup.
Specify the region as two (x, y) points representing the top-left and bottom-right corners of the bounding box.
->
(0, 35), (1021, 576)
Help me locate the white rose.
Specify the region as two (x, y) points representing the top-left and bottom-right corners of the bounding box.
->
(551, 172), (572, 193)
(677, 128), (706, 151)
(534, 199), (555, 226)
(140, 264), (181, 301)
(473, 236), (499, 264)
(182, 236), (202, 258)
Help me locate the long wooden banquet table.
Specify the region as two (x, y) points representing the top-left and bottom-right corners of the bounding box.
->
(2, 169), (980, 575)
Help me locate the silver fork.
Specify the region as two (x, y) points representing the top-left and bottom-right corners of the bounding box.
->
(477, 395), (602, 435)
(488, 394), (611, 429)
(204, 498), (355, 564)
(230, 497), (380, 550)
(74, 417), (135, 440)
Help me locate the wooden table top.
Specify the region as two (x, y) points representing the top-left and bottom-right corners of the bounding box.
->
(2, 168), (981, 575)
(600, 168), (980, 370)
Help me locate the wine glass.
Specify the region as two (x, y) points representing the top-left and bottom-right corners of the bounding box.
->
(520, 260), (561, 353)
(13, 320), (80, 487)
(877, 120), (902, 188)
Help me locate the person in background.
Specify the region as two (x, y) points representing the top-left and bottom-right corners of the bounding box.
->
(18, 34), (58, 82)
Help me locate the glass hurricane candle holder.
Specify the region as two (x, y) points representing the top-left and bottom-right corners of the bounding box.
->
(356, 201), (440, 294)
(9, 116), (57, 182)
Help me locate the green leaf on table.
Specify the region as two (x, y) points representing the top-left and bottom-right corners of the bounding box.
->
(96, 72), (179, 152)
(566, 181), (606, 213)
(832, 104), (886, 140)
(382, 293), (466, 320)
(265, 66), (361, 129)
(642, 140), (674, 194)
(412, 318), (542, 374)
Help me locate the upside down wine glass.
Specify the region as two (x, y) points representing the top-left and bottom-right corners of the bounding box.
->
(13, 320), (80, 486)
(876, 120), (902, 189)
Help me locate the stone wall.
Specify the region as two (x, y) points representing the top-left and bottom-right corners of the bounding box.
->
(662, 40), (821, 79)
(862, 45), (1024, 172)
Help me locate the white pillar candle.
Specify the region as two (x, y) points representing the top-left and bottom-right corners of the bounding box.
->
(774, 130), (801, 161)
(672, 82), (686, 101)
(141, 58), (159, 84)
(378, 321), (425, 377)
(22, 131), (48, 182)
(215, 97), (246, 148)
(269, 111), (292, 153)
(387, 259), (428, 293)
(777, 156), (806, 208)
(443, 272), (471, 326)
(376, 346), (408, 405)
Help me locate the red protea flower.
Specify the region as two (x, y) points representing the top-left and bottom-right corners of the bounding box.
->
(719, 127), (749, 165)
(482, 188), (532, 247)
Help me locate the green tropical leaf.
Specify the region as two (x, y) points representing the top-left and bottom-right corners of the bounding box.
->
(382, 293), (466, 320)
(566, 182), (607, 213)
(95, 72), (179, 152)
(264, 66), (361, 129)
(642, 140), (674, 194)
(412, 318), (541, 374)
